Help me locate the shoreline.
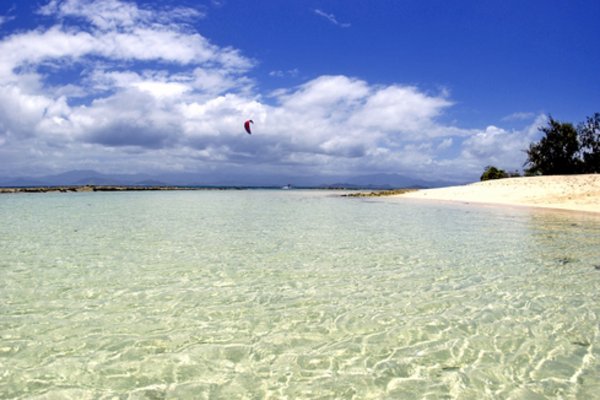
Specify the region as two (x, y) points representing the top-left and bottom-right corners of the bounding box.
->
(393, 174), (600, 214)
(3, 176), (599, 215)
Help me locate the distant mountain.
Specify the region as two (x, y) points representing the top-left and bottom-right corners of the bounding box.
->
(49, 170), (112, 184)
(0, 170), (458, 188)
(0, 178), (46, 187)
(0, 170), (151, 187)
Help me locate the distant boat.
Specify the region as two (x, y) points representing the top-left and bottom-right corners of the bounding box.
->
(281, 184), (292, 190)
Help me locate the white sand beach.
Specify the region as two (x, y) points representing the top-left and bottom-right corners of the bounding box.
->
(398, 174), (600, 213)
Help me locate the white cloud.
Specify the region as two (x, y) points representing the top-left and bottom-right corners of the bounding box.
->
(39, 0), (205, 31)
(0, 0), (253, 139)
(0, 84), (54, 139)
(437, 138), (453, 150)
(269, 68), (299, 78)
(502, 111), (536, 122)
(314, 9), (351, 28)
(277, 75), (368, 113)
(0, 4), (249, 78)
(350, 85), (452, 136)
(90, 70), (190, 99)
(459, 116), (545, 172)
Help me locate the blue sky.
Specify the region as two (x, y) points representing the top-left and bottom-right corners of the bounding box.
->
(0, 0), (598, 183)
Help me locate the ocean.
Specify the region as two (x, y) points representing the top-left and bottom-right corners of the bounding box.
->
(1, 190), (599, 399)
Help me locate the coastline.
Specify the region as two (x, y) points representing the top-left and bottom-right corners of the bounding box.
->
(3, 176), (599, 215)
(394, 174), (600, 214)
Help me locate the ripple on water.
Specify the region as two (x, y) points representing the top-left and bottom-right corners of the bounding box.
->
(1, 191), (599, 398)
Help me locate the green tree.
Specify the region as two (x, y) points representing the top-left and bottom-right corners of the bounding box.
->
(578, 112), (600, 173)
(525, 117), (580, 175)
(480, 166), (508, 181)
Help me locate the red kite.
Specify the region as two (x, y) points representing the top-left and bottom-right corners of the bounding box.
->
(244, 119), (253, 134)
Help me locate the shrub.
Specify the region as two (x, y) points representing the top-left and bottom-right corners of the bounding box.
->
(480, 166), (509, 181)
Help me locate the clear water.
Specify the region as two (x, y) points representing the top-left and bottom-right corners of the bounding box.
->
(1, 190), (599, 399)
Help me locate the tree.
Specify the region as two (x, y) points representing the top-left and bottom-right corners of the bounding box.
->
(525, 117), (580, 175)
(578, 112), (600, 173)
(480, 166), (508, 181)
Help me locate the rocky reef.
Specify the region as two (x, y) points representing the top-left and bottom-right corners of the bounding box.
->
(0, 185), (207, 194)
(342, 188), (417, 197)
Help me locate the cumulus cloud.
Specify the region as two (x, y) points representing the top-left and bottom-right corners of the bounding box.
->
(0, 0), (536, 182)
(39, 0), (205, 31)
(457, 115), (546, 173)
(0, 0), (252, 140)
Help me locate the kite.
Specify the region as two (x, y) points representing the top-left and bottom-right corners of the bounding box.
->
(244, 119), (254, 134)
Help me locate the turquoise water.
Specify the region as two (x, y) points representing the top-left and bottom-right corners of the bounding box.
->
(1, 190), (599, 399)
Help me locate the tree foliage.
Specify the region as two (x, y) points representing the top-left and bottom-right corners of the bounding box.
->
(525, 117), (581, 175)
(578, 112), (600, 173)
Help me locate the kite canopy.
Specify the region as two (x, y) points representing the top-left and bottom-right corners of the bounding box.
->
(244, 119), (254, 134)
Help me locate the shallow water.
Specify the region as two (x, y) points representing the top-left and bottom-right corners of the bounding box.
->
(1, 190), (599, 399)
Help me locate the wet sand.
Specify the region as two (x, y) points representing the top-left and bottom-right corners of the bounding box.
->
(397, 175), (600, 214)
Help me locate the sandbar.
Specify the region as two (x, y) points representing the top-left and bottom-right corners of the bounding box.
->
(396, 174), (600, 214)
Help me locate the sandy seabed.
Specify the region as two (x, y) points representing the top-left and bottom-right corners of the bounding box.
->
(397, 174), (600, 214)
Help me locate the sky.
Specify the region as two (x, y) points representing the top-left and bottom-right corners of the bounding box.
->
(0, 0), (598, 183)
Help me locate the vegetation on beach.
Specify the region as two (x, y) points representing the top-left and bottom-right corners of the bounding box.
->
(483, 112), (599, 181)
(480, 166), (520, 181)
(525, 113), (600, 175)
